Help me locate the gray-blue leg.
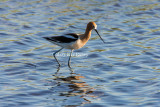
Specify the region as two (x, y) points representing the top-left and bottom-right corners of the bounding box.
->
(53, 48), (63, 66)
(68, 49), (73, 68)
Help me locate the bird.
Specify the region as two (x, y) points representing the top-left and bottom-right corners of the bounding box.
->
(43, 21), (105, 68)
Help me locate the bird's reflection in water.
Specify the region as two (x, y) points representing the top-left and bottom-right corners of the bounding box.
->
(50, 67), (98, 106)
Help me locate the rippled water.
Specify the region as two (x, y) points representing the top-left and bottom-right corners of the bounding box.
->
(1, 0), (160, 107)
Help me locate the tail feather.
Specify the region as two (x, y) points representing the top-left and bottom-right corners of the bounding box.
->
(43, 37), (50, 40)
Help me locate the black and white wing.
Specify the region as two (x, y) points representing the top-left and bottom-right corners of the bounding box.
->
(43, 33), (79, 43)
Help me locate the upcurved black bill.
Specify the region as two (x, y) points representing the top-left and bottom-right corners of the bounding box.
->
(94, 29), (105, 43)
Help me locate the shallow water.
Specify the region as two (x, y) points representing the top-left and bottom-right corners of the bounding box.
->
(0, 0), (160, 107)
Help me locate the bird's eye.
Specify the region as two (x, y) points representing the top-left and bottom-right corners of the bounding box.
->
(92, 25), (95, 29)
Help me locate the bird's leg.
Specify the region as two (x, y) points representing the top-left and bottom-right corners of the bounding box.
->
(68, 49), (73, 68)
(53, 48), (63, 66)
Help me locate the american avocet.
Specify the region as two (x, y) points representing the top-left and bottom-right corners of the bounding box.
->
(44, 22), (105, 67)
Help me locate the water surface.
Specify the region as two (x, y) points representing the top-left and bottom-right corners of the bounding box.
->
(0, 0), (160, 107)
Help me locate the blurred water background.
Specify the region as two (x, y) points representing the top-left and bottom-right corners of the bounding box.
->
(0, 0), (160, 106)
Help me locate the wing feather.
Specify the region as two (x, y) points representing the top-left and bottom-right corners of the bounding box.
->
(43, 33), (79, 43)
